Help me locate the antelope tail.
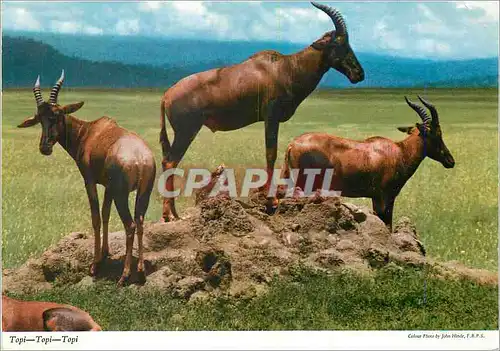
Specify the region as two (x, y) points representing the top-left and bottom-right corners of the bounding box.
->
(281, 144), (293, 179)
(159, 97), (171, 158)
(159, 97), (167, 144)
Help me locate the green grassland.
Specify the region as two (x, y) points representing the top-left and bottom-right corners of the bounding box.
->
(2, 88), (498, 330)
(3, 88), (497, 269)
(8, 268), (498, 330)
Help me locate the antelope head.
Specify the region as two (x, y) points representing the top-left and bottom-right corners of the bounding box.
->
(311, 2), (364, 84)
(17, 70), (84, 155)
(399, 96), (455, 169)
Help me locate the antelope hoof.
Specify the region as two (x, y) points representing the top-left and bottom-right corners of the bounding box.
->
(89, 263), (97, 277)
(137, 271), (146, 285)
(117, 275), (131, 287)
(161, 214), (179, 223)
(265, 205), (278, 215)
(169, 215), (180, 222)
(89, 261), (100, 277)
(265, 198), (279, 215)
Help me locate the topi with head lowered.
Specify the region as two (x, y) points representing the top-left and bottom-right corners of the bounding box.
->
(2, 295), (102, 331)
(159, 2), (365, 222)
(18, 70), (156, 286)
(281, 96), (455, 231)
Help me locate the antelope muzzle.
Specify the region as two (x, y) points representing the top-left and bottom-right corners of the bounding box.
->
(343, 53), (364, 84)
(39, 138), (55, 155)
(442, 150), (455, 169)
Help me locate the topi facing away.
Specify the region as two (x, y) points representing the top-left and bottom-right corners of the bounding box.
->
(159, 2), (365, 222)
(18, 71), (156, 286)
(281, 96), (455, 230)
(2, 295), (102, 331)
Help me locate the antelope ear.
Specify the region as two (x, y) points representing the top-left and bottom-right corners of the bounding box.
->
(17, 116), (39, 128)
(62, 101), (84, 114)
(311, 32), (332, 50)
(397, 126), (413, 134)
(43, 307), (90, 331)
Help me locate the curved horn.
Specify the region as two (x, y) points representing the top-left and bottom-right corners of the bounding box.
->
(33, 75), (44, 106)
(417, 95), (439, 124)
(49, 70), (65, 104)
(405, 96), (431, 124)
(311, 2), (347, 36)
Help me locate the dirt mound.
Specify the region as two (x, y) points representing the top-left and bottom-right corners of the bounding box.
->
(3, 193), (497, 299)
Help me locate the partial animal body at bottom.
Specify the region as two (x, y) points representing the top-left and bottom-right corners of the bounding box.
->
(2, 295), (102, 331)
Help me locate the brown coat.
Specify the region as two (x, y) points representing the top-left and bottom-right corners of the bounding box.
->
(282, 96), (455, 230)
(2, 295), (101, 331)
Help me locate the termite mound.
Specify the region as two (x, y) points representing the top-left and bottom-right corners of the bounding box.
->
(3, 171), (497, 300)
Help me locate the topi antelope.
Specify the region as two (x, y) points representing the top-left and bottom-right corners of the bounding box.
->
(281, 96), (455, 230)
(18, 71), (156, 286)
(2, 295), (102, 331)
(159, 2), (364, 221)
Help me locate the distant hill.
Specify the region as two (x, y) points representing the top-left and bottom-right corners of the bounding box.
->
(2, 36), (193, 88)
(2, 34), (498, 88)
(427, 75), (499, 88)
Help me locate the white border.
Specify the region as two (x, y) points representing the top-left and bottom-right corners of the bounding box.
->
(1, 2), (499, 351)
(1, 330), (499, 350)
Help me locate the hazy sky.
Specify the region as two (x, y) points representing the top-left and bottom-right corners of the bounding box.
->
(2, 1), (499, 59)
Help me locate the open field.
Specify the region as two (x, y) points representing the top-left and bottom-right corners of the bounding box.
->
(2, 88), (498, 330)
(7, 268), (498, 330)
(3, 88), (498, 269)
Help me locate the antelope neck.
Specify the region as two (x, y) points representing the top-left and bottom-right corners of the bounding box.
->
(57, 115), (90, 161)
(397, 132), (427, 175)
(287, 46), (329, 99)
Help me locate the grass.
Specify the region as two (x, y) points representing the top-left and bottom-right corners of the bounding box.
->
(7, 268), (498, 330)
(2, 88), (498, 270)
